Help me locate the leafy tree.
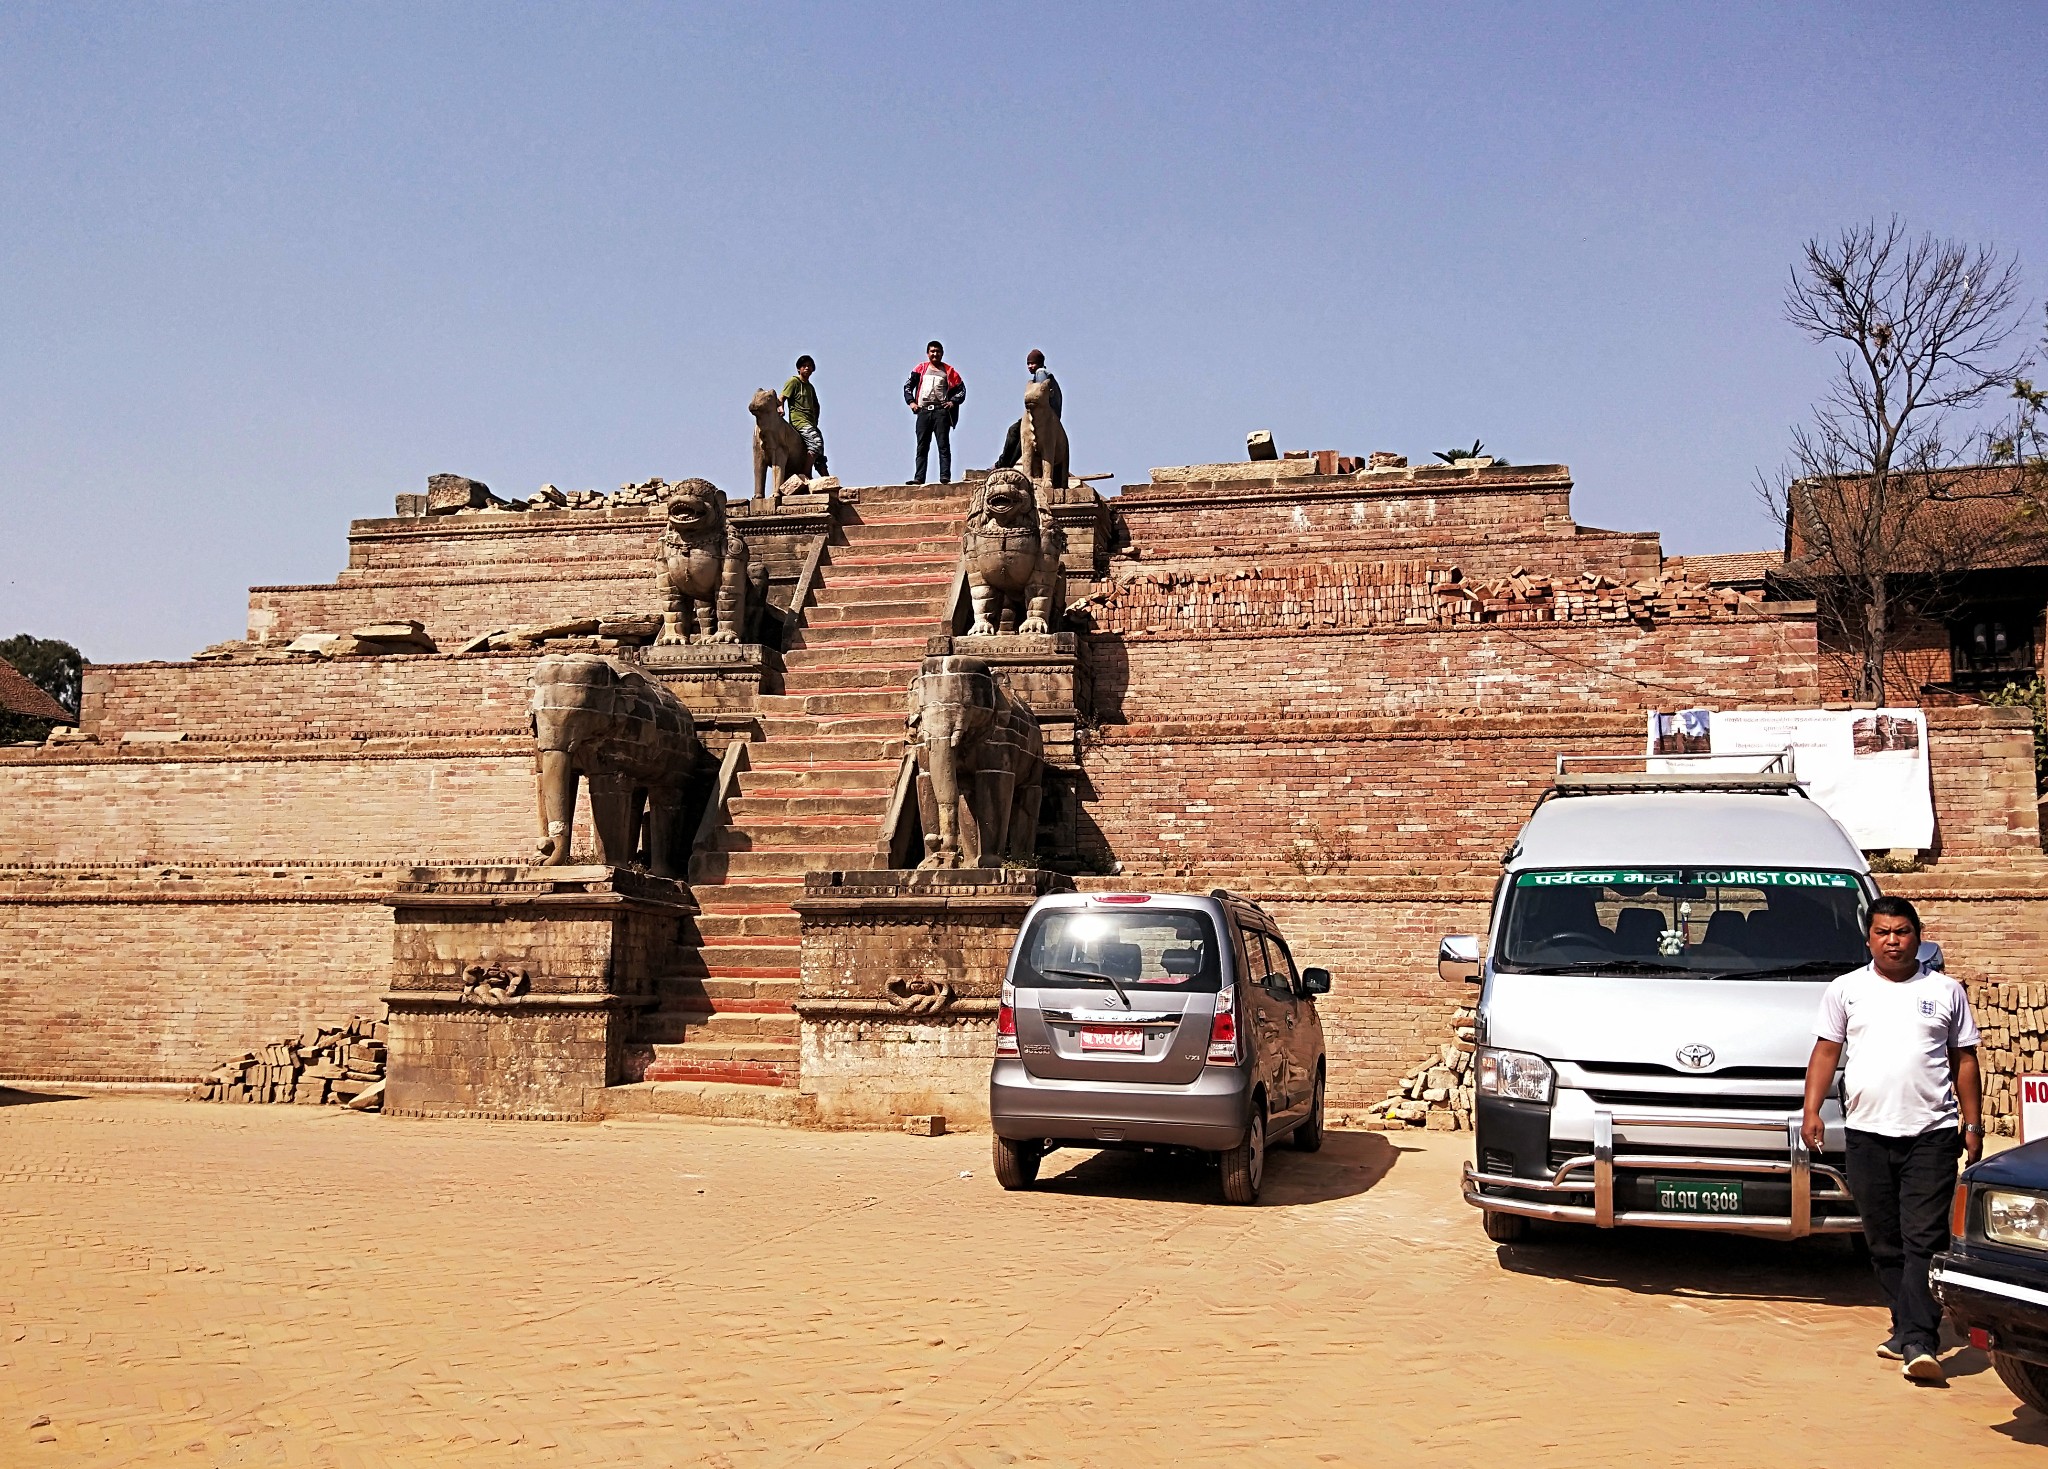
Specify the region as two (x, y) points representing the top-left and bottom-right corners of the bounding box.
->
(0, 633), (85, 743)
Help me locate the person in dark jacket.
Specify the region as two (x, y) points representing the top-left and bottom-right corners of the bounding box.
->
(904, 341), (966, 484)
(996, 350), (1061, 470)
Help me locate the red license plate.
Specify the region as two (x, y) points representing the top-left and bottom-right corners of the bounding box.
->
(1079, 1027), (1145, 1053)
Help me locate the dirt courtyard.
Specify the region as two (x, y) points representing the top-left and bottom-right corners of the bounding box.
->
(2, 1092), (2042, 1466)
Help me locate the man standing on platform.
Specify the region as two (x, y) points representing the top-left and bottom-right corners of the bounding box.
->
(905, 340), (966, 484)
(781, 356), (827, 476)
(1801, 895), (1983, 1385)
(997, 349), (1063, 470)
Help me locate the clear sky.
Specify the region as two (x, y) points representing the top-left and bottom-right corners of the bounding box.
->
(4, 2), (2044, 664)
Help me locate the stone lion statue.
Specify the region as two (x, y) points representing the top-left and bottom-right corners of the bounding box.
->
(1019, 379), (1069, 489)
(907, 655), (1044, 870)
(749, 389), (813, 500)
(656, 479), (766, 645)
(963, 468), (1065, 637)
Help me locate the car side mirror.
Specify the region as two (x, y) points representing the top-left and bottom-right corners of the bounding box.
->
(1300, 967), (1332, 995)
(1919, 939), (1945, 971)
(1439, 935), (1483, 984)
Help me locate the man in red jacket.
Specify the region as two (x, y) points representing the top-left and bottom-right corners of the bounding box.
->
(903, 340), (966, 484)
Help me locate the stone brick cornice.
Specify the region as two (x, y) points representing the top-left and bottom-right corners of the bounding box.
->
(1103, 526), (1653, 567)
(1117, 464), (1574, 508)
(0, 733), (528, 767)
(1090, 712), (1652, 745)
(1079, 610), (1812, 646)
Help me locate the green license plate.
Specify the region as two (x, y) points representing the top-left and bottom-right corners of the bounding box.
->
(1651, 1178), (1744, 1214)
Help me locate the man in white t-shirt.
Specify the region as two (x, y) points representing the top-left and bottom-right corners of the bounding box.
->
(1801, 895), (1982, 1384)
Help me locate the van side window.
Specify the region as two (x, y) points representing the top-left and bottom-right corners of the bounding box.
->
(1247, 931), (1289, 996)
(1230, 922), (1262, 988)
(1266, 934), (1303, 994)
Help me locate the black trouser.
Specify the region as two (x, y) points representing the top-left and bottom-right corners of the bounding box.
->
(1845, 1126), (1961, 1351)
(996, 418), (1022, 470)
(914, 407), (952, 483)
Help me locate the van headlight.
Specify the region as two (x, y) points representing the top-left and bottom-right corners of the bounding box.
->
(1984, 1190), (2048, 1252)
(1476, 1047), (1554, 1105)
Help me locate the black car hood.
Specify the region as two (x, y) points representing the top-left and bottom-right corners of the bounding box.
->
(1967, 1137), (2048, 1189)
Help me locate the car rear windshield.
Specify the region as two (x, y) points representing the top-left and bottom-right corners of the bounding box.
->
(1013, 908), (1223, 993)
(1497, 867), (1869, 977)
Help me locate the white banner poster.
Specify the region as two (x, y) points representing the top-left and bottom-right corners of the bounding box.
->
(1646, 707), (1934, 851)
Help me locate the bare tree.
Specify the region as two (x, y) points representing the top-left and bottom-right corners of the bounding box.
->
(1760, 219), (2031, 702)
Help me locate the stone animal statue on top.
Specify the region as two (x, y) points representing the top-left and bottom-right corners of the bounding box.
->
(749, 388), (814, 500)
(530, 653), (707, 878)
(1018, 378), (1069, 489)
(962, 468), (1065, 636)
(907, 655), (1045, 870)
(656, 479), (768, 646)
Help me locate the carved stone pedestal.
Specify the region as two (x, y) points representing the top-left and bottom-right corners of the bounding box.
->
(637, 642), (770, 717)
(793, 868), (1073, 1128)
(382, 864), (695, 1120)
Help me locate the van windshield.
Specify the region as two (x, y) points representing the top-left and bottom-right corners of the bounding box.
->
(1497, 868), (1869, 977)
(1014, 908), (1223, 993)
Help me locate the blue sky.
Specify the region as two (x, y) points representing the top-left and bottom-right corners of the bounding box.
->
(4, 2), (2044, 663)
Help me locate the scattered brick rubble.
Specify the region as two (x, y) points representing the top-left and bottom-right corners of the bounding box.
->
(192, 1015), (387, 1110)
(1366, 1003), (1477, 1132)
(1074, 562), (1764, 635)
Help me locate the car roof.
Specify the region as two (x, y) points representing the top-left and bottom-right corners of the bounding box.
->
(1034, 891), (1251, 923)
(1509, 792), (1868, 874)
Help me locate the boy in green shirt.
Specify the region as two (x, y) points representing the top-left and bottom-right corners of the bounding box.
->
(781, 356), (827, 475)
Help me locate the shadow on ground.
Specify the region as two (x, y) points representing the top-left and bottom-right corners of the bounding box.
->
(1034, 1129), (1400, 1207)
(0, 1087), (84, 1108)
(1495, 1222), (1879, 1305)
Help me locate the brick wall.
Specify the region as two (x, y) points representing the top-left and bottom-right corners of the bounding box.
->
(1089, 616), (1817, 726)
(1925, 706), (2043, 856)
(0, 741), (537, 864)
(82, 655), (540, 739)
(0, 869), (392, 1082)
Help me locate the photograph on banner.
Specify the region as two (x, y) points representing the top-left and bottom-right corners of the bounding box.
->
(1645, 707), (1934, 851)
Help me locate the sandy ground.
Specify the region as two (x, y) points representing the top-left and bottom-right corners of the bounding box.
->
(1, 1090), (2042, 1467)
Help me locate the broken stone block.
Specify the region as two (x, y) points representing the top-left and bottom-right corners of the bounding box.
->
(425, 474), (494, 515)
(901, 1114), (946, 1136)
(1246, 430), (1277, 461)
(346, 1080), (385, 1112)
(1367, 451), (1408, 470)
(597, 614), (664, 644)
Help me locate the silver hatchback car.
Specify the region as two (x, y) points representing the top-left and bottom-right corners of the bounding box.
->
(988, 889), (1331, 1204)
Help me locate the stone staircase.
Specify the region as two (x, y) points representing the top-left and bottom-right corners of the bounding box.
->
(618, 484), (971, 1118)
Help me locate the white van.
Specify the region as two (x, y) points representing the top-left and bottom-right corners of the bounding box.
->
(1443, 756), (1911, 1242)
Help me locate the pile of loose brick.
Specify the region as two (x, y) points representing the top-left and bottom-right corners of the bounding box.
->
(1971, 982), (2048, 1135)
(1364, 1003), (1477, 1131)
(191, 1015), (387, 1110)
(1074, 563), (1763, 636)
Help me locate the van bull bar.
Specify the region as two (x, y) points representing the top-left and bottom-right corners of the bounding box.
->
(1463, 1110), (1862, 1238)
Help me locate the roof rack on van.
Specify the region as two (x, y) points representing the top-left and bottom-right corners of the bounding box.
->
(1209, 888), (1271, 914)
(1546, 750), (1807, 799)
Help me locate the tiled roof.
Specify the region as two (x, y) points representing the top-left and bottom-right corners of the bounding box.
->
(1787, 465), (2048, 575)
(0, 659), (72, 721)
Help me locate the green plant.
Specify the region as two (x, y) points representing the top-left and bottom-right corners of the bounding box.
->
(1434, 440), (1486, 464)
(1987, 679), (2048, 796)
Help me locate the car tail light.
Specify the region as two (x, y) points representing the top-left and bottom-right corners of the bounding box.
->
(1206, 985), (1239, 1064)
(1951, 1183), (1969, 1240)
(1969, 1326), (1997, 1351)
(1093, 894), (1152, 904)
(996, 1002), (1018, 1058)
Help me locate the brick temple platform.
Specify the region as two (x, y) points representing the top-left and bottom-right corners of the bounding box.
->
(4, 459), (2045, 1117)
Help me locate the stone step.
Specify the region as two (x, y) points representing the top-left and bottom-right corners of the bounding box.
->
(756, 714), (904, 741)
(737, 764), (898, 792)
(845, 482), (976, 507)
(803, 598), (947, 624)
(823, 554), (959, 577)
(694, 847), (884, 879)
(729, 791), (894, 819)
(637, 1045), (801, 1090)
(715, 820), (880, 852)
(686, 975), (801, 1002)
(794, 689), (908, 716)
(818, 571), (953, 592)
(690, 880), (803, 906)
(783, 639), (934, 666)
(776, 666), (921, 693)
(793, 622), (940, 645)
(634, 1009), (799, 1044)
(741, 734), (907, 762)
(691, 910), (802, 940)
(831, 530), (961, 552)
(672, 936), (801, 966)
(598, 1079), (802, 1123)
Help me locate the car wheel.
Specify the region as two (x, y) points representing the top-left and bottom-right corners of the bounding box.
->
(992, 1135), (1041, 1190)
(1482, 1208), (1530, 1243)
(1993, 1351), (2048, 1414)
(1291, 1070), (1326, 1153)
(1220, 1103), (1266, 1205)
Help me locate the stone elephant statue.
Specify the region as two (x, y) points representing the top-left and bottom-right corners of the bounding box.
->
(530, 653), (706, 878)
(908, 655), (1045, 870)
